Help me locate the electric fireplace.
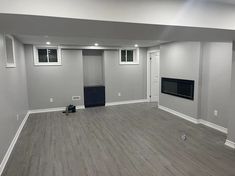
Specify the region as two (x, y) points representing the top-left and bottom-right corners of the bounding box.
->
(161, 77), (194, 100)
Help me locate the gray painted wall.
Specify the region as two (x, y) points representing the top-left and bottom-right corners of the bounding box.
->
(159, 41), (233, 129)
(227, 47), (235, 142)
(25, 46), (84, 109)
(0, 34), (28, 163)
(159, 42), (201, 119)
(25, 47), (147, 109)
(104, 48), (147, 103)
(199, 42), (233, 128)
(83, 50), (104, 86)
(147, 45), (160, 52)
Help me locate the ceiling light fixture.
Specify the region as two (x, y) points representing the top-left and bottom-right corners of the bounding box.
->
(134, 44), (138, 47)
(94, 43), (99, 46)
(46, 41), (51, 45)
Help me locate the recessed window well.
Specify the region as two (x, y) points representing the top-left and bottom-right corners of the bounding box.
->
(33, 46), (62, 66)
(119, 48), (139, 64)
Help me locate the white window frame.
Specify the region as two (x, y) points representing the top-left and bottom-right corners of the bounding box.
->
(119, 48), (139, 65)
(4, 35), (16, 68)
(33, 45), (62, 66)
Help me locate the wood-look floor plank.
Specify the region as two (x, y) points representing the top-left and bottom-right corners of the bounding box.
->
(2, 103), (235, 176)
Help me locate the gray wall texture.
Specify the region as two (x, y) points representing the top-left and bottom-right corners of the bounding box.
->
(83, 50), (104, 86)
(159, 42), (201, 119)
(24, 47), (147, 109)
(227, 47), (235, 142)
(159, 41), (233, 130)
(0, 34), (28, 164)
(25, 46), (84, 109)
(104, 49), (147, 103)
(199, 42), (233, 128)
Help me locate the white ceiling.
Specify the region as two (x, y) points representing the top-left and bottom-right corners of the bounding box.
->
(0, 0), (235, 47)
(0, 14), (235, 47)
(1, 0), (235, 30)
(199, 0), (235, 5)
(15, 35), (166, 48)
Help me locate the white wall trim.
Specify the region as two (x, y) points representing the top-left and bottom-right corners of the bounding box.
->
(33, 45), (62, 66)
(198, 119), (228, 134)
(4, 34), (16, 68)
(0, 111), (30, 176)
(158, 105), (199, 124)
(158, 105), (229, 134)
(29, 99), (148, 114)
(29, 105), (85, 114)
(106, 99), (148, 106)
(225, 139), (235, 149)
(119, 48), (139, 65)
(147, 50), (160, 102)
(29, 107), (65, 114)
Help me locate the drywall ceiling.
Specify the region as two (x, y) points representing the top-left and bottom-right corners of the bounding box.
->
(0, 14), (235, 47)
(200, 0), (235, 4)
(0, 0), (235, 30)
(194, 0), (235, 4)
(15, 35), (165, 47)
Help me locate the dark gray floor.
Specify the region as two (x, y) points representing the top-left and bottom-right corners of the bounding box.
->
(3, 103), (235, 176)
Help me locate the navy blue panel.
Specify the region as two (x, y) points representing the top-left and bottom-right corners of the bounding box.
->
(84, 86), (105, 107)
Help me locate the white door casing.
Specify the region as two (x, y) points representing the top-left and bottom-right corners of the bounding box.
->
(147, 51), (160, 102)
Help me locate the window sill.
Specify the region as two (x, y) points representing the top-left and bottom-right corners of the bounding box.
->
(6, 63), (16, 68)
(34, 63), (62, 66)
(119, 62), (139, 65)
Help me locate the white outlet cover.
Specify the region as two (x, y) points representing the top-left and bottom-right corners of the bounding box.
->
(214, 110), (218, 117)
(50, 98), (54, 103)
(118, 93), (121, 96)
(16, 114), (19, 121)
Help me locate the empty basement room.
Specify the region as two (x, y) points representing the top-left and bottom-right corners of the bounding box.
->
(1, 0), (235, 176)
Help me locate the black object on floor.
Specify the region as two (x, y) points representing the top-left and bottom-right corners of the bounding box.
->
(63, 104), (76, 115)
(84, 86), (105, 107)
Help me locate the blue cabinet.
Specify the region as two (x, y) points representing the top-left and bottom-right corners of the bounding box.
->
(84, 86), (105, 107)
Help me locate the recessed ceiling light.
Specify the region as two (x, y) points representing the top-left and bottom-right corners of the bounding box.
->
(134, 44), (138, 47)
(94, 43), (99, 46)
(46, 41), (51, 45)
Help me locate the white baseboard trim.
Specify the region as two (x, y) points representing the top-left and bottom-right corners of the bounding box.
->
(0, 104), (86, 175)
(225, 139), (235, 149)
(158, 105), (228, 134)
(198, 119), (228, 134)
(29, 99), (148, 114)
(29, 107), (65, 114)
(0, 111), (30, 176)
(158, 105), (199, 124)
(106, 99), (148, 106)
(29, 105), (85, 114)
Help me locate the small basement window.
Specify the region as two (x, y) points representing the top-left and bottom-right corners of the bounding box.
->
(119, 48), (139, 64)
(5, 35), (16, 68)
(33, 46), (61, 66)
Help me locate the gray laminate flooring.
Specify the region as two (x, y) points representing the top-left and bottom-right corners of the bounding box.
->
(2, 103), (235, 176)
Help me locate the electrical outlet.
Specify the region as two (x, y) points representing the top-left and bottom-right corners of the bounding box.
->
(118, 92), (121, 97)
(72, 96), (80, 101)
(16, 114), (19, 121)
(214, 110), (218, 117)
(50, 98), (54, 103)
